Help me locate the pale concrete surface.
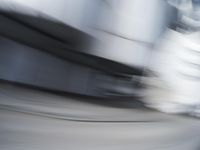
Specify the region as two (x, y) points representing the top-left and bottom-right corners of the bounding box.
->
(0, 83), (200, 150)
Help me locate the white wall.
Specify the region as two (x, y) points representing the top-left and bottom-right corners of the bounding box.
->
(0, 0), (175, 67)
(4, 0), (100, 31)
(90, 0), (174, 67)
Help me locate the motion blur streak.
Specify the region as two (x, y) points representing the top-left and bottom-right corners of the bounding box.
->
(0, 83), (200, 150)
(0, 0), (200, 150)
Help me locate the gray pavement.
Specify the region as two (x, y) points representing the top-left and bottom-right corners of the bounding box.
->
(0, 83), (200, 150)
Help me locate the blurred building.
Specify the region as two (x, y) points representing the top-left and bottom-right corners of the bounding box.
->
(0, 0), (175, 98)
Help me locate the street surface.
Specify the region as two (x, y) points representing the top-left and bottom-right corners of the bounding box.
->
(0, 83), (200, 150)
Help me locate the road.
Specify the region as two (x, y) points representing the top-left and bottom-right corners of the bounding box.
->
(0, 83), (200, 150)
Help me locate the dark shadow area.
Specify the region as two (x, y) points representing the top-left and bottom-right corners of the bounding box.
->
(0, 80), (146, 109)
